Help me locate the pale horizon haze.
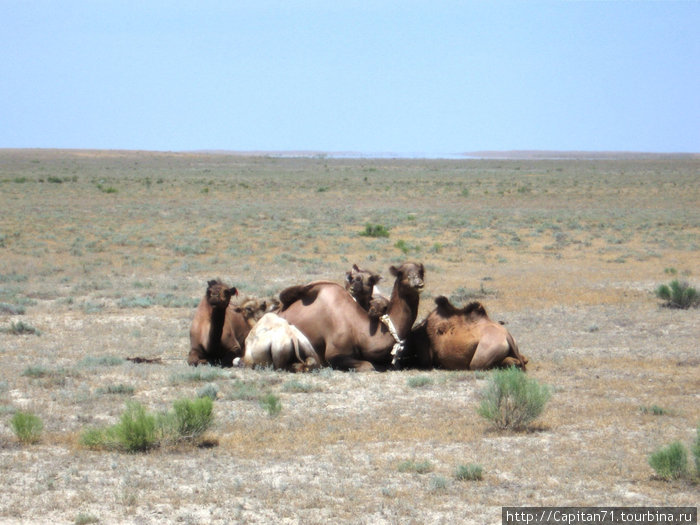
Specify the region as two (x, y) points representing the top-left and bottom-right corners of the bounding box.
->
(1, 1), (698, 156)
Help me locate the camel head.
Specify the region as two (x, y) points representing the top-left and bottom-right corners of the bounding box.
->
(238, 296), (280, 327)
(205, 279), (237, 308)
(389, 262), (425, 293)
(345, 264), (382, 301)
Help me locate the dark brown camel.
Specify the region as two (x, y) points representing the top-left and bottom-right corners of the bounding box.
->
(278, 262), (425, 371)
(188, 279), (251, 367)
(344, 264), (390, 317)
(402, 296), (527, 370)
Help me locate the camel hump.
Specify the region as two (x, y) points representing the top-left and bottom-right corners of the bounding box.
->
(463, 301), (487, 317)
(279, 281), (344, 309)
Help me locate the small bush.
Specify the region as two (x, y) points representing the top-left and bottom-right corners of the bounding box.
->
(113, 402), (158, 452)
(397, 459), (433, 474)
(429, 475), (448, 491)
(359, 223), (390, 238)
(655, 280), (699, 309)
(197, 383), (219, 400)
(648, 441), (688, 480)
(172, 397), (213, 440)
(3, 320), (40, 335)
(259, 393), (282, 417)
(10, 411), (43, 444)
(455, 463), (483, 481)
(640, 405), (668, 416)
(477, 367), (550, 431)
(96, 384), (135, 395)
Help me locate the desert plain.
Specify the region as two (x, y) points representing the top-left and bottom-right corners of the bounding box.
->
(0, 149), (698, 524)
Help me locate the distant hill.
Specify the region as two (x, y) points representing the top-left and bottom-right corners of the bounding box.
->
(463, 150), (699, 160)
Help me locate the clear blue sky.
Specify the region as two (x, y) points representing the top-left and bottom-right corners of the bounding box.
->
(1, 1), (698, 155)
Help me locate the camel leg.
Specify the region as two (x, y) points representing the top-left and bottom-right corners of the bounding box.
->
(327, 354), (377, 372)
(468, 335), (509, 371)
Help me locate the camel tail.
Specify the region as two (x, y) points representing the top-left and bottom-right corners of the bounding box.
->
(506, 331), (528, 371)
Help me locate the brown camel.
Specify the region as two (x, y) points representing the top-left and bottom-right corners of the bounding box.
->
(278, 262), (425, 371)
(188, 279), (251, 367)
(402, 296), (527, 370)
(344, 264), (390, 317)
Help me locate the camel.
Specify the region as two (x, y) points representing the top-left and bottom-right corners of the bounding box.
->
(278, 262), (425, 371)
(240, 312), (321, 372)
(345, 264), (390, 317)
(402, 296), (527, 370)
(233, 296), (280, 328)
(188, 279), (251, 367)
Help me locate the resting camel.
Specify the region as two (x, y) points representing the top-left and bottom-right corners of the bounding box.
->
(240, 312), (321, 372)
(278, 262), (425, 371)
(233, 296), (280, 329)
(402, 296), (527, 370)
(345, 264), (390, 317)
(188, 279), (251, 367)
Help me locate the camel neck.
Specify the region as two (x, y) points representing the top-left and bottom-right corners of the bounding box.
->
(207, 305), (227, 349)
(387, 285), (419, 339)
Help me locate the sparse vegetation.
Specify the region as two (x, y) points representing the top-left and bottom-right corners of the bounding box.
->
(407, 375), (433, 388)
(2, 320), (40, 335)
(1, 150), (698, 521)
(398, 459), (434, 474)
(477, 367), (550, 431)
(80, 398), (214, 452)
(259, 393), (282, 417)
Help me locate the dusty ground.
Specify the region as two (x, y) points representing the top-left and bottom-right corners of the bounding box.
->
(0, 150), (698, 524)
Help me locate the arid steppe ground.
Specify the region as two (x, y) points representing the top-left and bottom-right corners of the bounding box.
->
(0, 150), (698, 524)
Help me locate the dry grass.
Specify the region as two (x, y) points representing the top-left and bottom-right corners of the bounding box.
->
(0, 150), (698, 524)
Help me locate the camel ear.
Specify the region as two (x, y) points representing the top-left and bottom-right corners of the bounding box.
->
(207, 279), (217, 287)
(352, 264), (360, 271)
(345, 271), (353, 282)
(389, 265), (399, 277)
(369, 273), (381, 286)
(229, 287), (238, 296)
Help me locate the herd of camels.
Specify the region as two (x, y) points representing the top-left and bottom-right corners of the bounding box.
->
(188, 261), (528, 373)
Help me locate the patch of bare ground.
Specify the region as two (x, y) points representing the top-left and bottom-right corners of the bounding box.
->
(0, 150), (698, 523)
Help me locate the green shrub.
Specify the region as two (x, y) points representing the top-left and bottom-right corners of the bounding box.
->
(477, 367), (550, 430)
(3, 320), (40, 335)
(10, 411), (43, 444)
(113, 402), (158, 452)
(640, 404), (668, 416)
(172, 397), (213, 440)
(655, 280), (699, 309)
(359, 223), (390, 238)
(259, 393), (282, 417)
(397, 459), (433, 474)
(648, 441), (688, 480)
(455, 463), (483, 481)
